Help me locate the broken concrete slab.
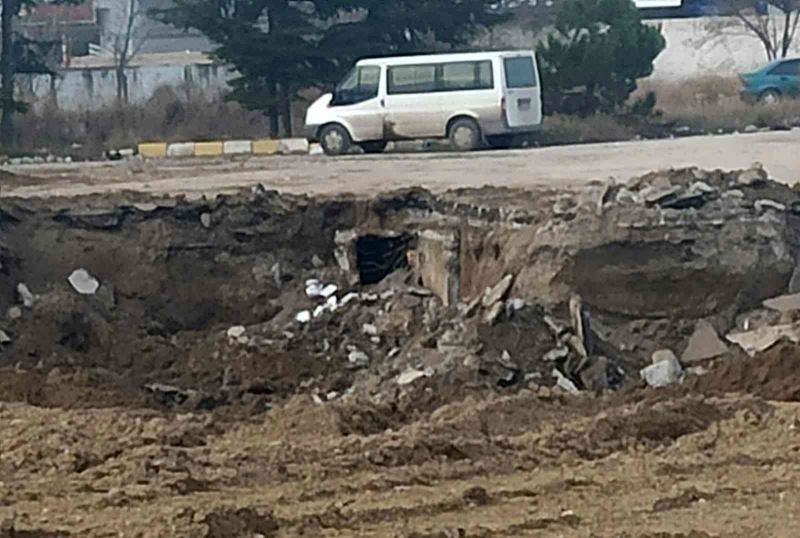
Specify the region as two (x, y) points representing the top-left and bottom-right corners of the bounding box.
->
(67, 269), (100, 295)
(552, 368), (579, 394)
(640, 355), (683, 388)
(16, 283), (35, 307)
(482, 274), (514, 308)
(681, 320), (728, 363)
(397, 368), (428, 386)
(755, 199), (787, 213)
(726, 322), (800, 356)
(763, 293), (800, 313)
(736, 164), (768, 186)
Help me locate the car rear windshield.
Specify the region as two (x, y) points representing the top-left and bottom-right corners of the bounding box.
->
(504, 57), (537, 88)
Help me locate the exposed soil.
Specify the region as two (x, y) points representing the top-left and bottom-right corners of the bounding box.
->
(3, 167), (800, 536)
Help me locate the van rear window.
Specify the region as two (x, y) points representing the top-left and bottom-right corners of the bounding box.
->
(504, 57), (537, 89)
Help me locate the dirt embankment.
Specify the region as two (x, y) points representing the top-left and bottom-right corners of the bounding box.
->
(2, 166), (800, 536)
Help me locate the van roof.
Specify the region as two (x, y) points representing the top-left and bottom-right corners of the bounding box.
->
(356, 50), (533, 67)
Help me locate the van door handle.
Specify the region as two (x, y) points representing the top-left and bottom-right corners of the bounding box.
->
(380, 98), (385, 107)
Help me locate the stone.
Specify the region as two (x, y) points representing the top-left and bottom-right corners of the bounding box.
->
(7, 307), (21, 320)
(133, 202), (158, 212)
(320, 284), (338, 298)
(681, 320), (728, 363)
(362, 323), (378, 336)
(483, 301), (505, 325)
(640, 355), (683, 388)
(397, 368), (427, 386)
(743, 124), (759, 133)
(309, 143), (324, 156)
(227, 326), (246, 339)
(642, 185), (682, 205)
(311, 254), (324, 268)
(689, 181), (716, 194)
(68, 269), (100, 295)
(543, 346), (569, 362)
(651, 349), (678, 365)
(755, 199), (786, 213)
(200, 213), (212, 228)
(789, 266), (800, 294)
(279, 138), (310, 155)
(763, 292), (800, 313)
(615, 187), (642, 205)
(295, 310), (311, 324)
(0, 329), (11, 344)
(579, 356), (609, 391)
(482, 274), (514, 308)
(16, 283), (35, 307)
(552, 368), (580, 394)
(348, 350), (369, 367)
(736, 164), (768, 186)
(305, 279), (323, 298)
(726, 322), (800, 356)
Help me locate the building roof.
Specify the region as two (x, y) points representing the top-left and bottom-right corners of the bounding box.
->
(24, 2), (96, 25)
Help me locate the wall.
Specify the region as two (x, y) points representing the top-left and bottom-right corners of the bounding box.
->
(17, 61), (234, 111)
(650, 17), (800, 80)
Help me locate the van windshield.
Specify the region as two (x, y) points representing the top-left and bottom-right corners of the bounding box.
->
(504, 57), (537, 89)
(332, 66), (381, 106)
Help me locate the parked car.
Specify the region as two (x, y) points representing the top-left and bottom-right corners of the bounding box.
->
(740, 57), (800, 103)
(304, 50), (543, 155)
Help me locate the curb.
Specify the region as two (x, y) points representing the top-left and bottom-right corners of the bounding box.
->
(137, 138), (317, 159)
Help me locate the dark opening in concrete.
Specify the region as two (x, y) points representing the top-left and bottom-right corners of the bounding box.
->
(356, 233), (412, 285)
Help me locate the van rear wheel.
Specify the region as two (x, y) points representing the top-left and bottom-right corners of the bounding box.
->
(448, 118), (481, 152)
(319, 124), (352, 156)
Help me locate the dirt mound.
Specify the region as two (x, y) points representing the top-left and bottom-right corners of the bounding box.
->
(689, 342), (800, 400)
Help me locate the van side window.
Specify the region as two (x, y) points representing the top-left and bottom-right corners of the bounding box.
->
(332, 66), (381, 106)
(441, 61), (494, 91)
(504, 57), (537, 88)
(388, 65), (437, 94)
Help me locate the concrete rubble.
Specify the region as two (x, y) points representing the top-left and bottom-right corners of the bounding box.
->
(1, 164), (800, 411)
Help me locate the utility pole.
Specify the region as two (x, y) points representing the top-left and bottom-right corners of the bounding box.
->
(1, 0), (16, 149)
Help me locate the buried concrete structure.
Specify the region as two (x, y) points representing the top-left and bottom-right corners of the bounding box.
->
(1, 167), (800, 401)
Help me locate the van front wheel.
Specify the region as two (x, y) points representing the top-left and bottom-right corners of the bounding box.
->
(448, 118), (481, 152)
(319, 124), (352, 156)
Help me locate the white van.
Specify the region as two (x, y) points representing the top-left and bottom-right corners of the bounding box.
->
(304, 50), (542, 155)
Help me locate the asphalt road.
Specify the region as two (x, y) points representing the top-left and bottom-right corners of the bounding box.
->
(3, 130), (799, 199)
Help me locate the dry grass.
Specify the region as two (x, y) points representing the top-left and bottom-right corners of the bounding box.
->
(640, 76), (800, 132)
(539, 113), (639, 145)
(12, 86), (274, 158)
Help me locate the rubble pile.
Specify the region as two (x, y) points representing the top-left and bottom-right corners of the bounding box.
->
(1, 164), (800, 411)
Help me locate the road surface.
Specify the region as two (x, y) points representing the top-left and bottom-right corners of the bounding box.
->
(2, 130), (799, 199)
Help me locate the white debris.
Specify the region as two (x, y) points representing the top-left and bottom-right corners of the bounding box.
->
(0, 329), (11, 344)
(16, 283), (35, 307)
(326, 391), (339, 400)
(397, 368), (427, 386)
(362, 323), (379, 336)
(227, 326), (246, 339)
(7, 307), (21, 320)
(67, 269), (100, 295)
(640, 355), (684, 388)
(320, 284), (338, 298)
(348, 350), (369, 367)
(340, 292), (359, 306)
(651, 349), (678, 365)
(200, 213), (212, 228)
(295, 310), (312, 324)
(552, 368), (580, 394)
(726, 322), (800, 356)
(305, 279), (323, 298)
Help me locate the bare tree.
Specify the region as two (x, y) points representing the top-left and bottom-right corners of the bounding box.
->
(711, 0), (800, 60)
(101, 0), (151, 104)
